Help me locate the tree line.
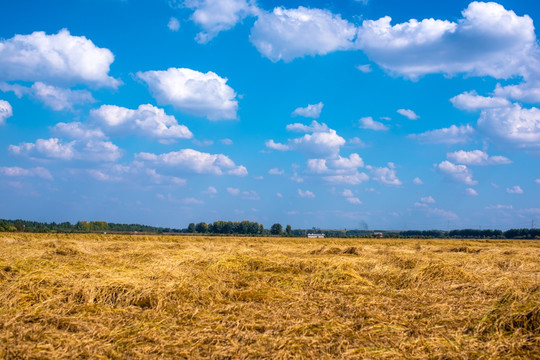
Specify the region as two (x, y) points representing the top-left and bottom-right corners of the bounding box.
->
(0, 218), (538, 239)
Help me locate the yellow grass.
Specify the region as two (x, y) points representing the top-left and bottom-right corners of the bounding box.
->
(0, 233), (538, 359)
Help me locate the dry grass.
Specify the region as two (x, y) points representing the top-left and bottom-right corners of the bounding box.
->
(0, 233), (538, 359)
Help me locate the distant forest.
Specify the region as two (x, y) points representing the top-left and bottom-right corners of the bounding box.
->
(0, 218), (539, 239)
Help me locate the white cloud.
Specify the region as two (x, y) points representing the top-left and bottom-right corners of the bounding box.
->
(367, 162), (402, 186)
(0, 29), (119, 88)
(32, 82), (94, 111)
(268, 121), (346, 158)
(250, 6), (357, 62)
(276, 192), (282, 198)
(286, 120), (329, 133)
(168, 17), (180, 31)
(356, 64), (372, 73)
(420, 196), (435, 204)
(466, 188), (478, 196)
(137, 67), (238, 120)
(221, 138), (233, 145)
(91, 104), (192, 140)
(450, 91), (510, 111)
(428, 208), (458, 220)
(359, 116), (388, 131)
(324, 172), (369, 185)
(477, 104), (540, 148)
(342, 189), (354, 197)
(447, 150), (511, 165)
(227, 187), (240, 196)
(494, 81), (540, 103)
(268, 168), (284, 175)
(202, 186), (218, 195)
(348, 137), (367, 147)
(346, 197), (362, 205)
(356, 2), (538, 80)
(535, 179), (540, 184)
(298, 189), (315, 198)
(135, 148), (247, 176)
(1, 82), (94, 111)
(397, 108), (419, 120)
(186, 0), (258, 43)
(506, 185), (523, 194)
(409, 124), (475, 144)
(307, 153), (364, 175)
(9, 138), (122, 162)
(0, 100), (13, 125)
(292, 102), (324, 118)
(437, 160), (477, 185)
(52, 122), (106, 140)
(413, 177), (424, 185)
(485, 204), (513, 210)
(0, 166), (53, 180)
(265, 139), (289, 151)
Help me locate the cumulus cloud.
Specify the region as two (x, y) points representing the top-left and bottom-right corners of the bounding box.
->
(413, 177), (424, 185)
(397, 109), (419, 120)
(227, 187), (240, 196)
(535, 179), (540, 184)
(267, 121), (346, 158)
(135, 148), (247, 176)
(342, 189), (354, 197)
(356, 64), (372, 73)
(250, 6), (357, 62)
(346, 197), (362, 205)
(506, 185), (523, 194)
(0, 29), (119, 88)
(420, 196), (435, 204)
(221, 138), (233, 145)
(9, 138), (122, 162)
(268, 168), (284, 175)
(0, 166), (53, 180)
(409, 124), (475, 144)
(292, 102), (324, 118)
(359, 116), (388, 131)
(91, 104), (192, 140)
(466, 188), (478, 196)
(0, 100), (13, 125)
(447, 150), (511, 165)
(324, 172), (369, 185)
(477, 104), (540, 148)
(356, 2), (538, 80)
(450, 91), (510, 111)
(168, 17), (180, 31)
(298, 189), (315, 198)
(1, 82), (95, 111)
(366, 162), (402, 186)
(307, 153), (364, 174)
(137, 67), (238, 120)
(52, 122), (106, 140)
(185, 0), (258, 43)
(348, 137), (368, 148)
(437, 160), (477, 185)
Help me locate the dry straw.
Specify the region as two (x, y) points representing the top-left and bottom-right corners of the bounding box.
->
(0, 233), (538, 358)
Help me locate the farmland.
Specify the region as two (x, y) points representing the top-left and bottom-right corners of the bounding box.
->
(0, 233), (538, 359)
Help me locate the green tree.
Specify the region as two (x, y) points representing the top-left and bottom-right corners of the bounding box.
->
(270, 223), (283, 235)
(285, 224), (292, 236)
(187, 223), (196, 233)
(195, 222), (208, 233)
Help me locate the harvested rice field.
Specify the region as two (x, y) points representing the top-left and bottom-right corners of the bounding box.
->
(0, 233), (538, 359)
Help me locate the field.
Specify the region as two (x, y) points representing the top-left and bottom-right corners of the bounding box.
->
(0, 233), (538, 359)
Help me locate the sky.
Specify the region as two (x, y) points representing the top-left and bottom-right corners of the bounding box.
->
(0, 0), (539, 230)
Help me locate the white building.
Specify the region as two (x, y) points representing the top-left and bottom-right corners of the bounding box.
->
(307, 233), (325, 238)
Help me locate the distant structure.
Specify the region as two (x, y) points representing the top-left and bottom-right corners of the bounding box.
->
(373, 232), (383, 238)
(307, 233), (325, 239)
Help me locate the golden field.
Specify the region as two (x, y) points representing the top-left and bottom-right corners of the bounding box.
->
(0, 233), (538, 359)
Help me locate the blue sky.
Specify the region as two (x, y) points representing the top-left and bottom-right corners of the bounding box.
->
(0, 0), (539, 230)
